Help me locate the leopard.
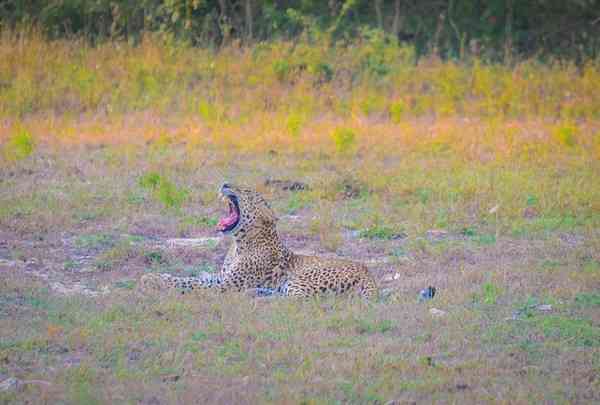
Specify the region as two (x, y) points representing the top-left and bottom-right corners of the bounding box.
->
(140, 183), (378, 299)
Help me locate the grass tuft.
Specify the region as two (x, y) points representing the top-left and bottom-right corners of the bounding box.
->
(331, 127), (357, 154)
(3, 127), (35, 161)
(139, 172), (189, 209)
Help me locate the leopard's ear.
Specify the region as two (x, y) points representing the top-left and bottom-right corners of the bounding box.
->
(257, 196), (278, 224)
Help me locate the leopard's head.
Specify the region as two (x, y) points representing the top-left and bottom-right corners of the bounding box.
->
(217, 183), (277, 236)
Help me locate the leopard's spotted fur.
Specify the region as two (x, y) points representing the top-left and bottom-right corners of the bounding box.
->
(140, 184), (378, 299)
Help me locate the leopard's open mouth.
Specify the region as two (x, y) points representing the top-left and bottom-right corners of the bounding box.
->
(217, 188), (240, 233)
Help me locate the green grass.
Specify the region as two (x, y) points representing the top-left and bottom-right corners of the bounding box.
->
(532, 315), (600, 347)
(139, 172), (189, 209)
(2, 270), (600, 403)
(574, 293), (600, 308)
(359, 225), (402, 240)
(74, 233), (117, 250)
(331, 127), (357, 154)
(2, 127), (35, 161)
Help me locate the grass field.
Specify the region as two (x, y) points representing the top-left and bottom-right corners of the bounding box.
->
(1, 32), (600, 403)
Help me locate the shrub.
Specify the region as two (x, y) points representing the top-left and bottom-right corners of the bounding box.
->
(139, 172), (162, 189)
(138, 172), (189, 209)
(482, 282), (502, 304)
(155, 179), (188, 209)
(309, 62), (333, 83)
(3, 127), (35, 161)
(358, 94), (386, 116)
(273, 59), (291, 82)
(389, 101), (405, 123)
(198, 100), (219, 123)
(553, 123), (578, 147)
(286, 112), (304, 137)
(359, 226), (397, 240)
(331, 127), (356, 154)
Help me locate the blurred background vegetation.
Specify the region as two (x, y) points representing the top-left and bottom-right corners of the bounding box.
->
(2, 0), (600, 62)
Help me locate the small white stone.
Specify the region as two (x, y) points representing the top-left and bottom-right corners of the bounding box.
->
(164, 237), (221, 248)
(489, 204), (500, 214)
(426, 229), (448, 240)
(79, 267), (96, 273)
(382, 272), (401, 282)
(364, 257), (394, 265)
(429, 308), (447, 317)
(537, 304), (553, 312)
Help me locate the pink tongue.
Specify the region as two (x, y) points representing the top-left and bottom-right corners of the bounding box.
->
(218, 212), (238, 230)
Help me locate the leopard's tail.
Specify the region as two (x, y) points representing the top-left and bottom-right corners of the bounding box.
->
(139, 272), (220, 293)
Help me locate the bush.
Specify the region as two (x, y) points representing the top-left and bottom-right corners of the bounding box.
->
(286, 112), (304, 137)
(273, 59), (291, 82)
(331, 127), (356, 154)
(3, 127), (35, 161)
(198, 100), (219, 123)
(389, 101), (405, 123)
(553, 123), (578, 148)
(139, 172), (189, 209)
(139, 172), (162, 189)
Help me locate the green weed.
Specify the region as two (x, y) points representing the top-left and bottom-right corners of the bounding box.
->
(356, 319), (394, 334)
(513, 297), (543, 319)
(191, 331), (208, 342)
(216, 341), (247, 363)
(415, 188), (432, 204)
(3, 127), (35, 161)
(474, 234), (497, 245)
(574, 293), (600, 307)
(339, 380), (384, 404)
(390, 246), (407, 258)
(285, 193), (309, 214)
(459, 227), (496, 245)
(389, 101), (405, 123)
(285, 111), (305, 137)
(473, 282), (502, 305)
(526, 195), (539, 207)
(144, 251), (167, 265)
(139, 172), (162, 189)
(553, 123), (578, 147)
(532, 316), (600, 347)
(359, 94), (386, 116)
(66, 365), (101, 405)
(198, 100), (224, 123)
(63, 260), (77, 271)
(582, 259), (600, 274)
(139, 172), (189, 209)
(180, 215), (217, 228)
(539, 260), (562, 272)
(511, 215), (584, 236)
(114, 280), (136, 290)
(75, 233), (117, 250)
(273, 59), (291, 82)
(331, 127), (356, 154)
(359, 225), (400, 240)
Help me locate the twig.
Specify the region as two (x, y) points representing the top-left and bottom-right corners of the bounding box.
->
(20, 380), (53, 386)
